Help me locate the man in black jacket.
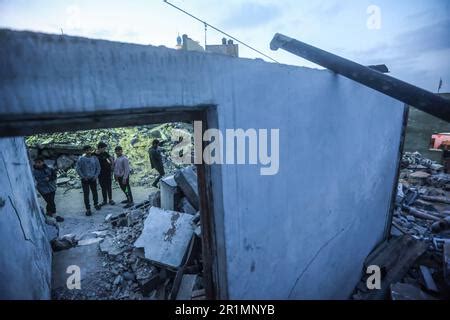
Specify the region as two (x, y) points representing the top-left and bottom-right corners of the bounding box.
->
(149, 139), (165, 188)
(95, 142), (115, 206)
(32, 157), (64, 222)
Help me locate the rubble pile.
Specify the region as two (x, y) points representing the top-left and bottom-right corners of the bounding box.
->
(51, 165), (204, 300)
(26, 122), (193, 189)
(352, 151), (450, 300)
(394, 152), (450, 237)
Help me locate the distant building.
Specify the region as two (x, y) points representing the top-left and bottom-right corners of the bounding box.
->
(177, 34), (239, 58)
(206, 37), (239, 58)
(181, 34), (204, 52)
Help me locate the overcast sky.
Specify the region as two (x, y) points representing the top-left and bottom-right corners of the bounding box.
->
(1, 0), (449, 92)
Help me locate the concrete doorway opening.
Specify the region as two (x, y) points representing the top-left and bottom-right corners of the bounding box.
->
(4, 106), (224, 300)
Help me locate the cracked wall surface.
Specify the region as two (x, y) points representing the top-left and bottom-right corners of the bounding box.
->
(0, 137), (52, 299)
(0, 29), (405, 299)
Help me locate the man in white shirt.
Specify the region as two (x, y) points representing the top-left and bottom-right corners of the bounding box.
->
(113, 146), (134, 208)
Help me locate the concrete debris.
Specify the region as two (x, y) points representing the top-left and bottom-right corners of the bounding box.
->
(91, 230), (109, 237)
(51, 155), (203, 300)
(355, 235), (428, 300)
(394, 152), (450, 239)
(390, 283), (437, 300)
(160, 175), (181, 211)
(78, 238), (103, 246)
(408, 171), (431, 185)
(107, 212), (128, 228)
(127, 209), (144, 226)
(99, 236), (130, 257)
(353, 152), (450, 300)
(51, 234), (78, 251)
(134, 207), (195, 268)
(139, 271), (166, 296)
(56, 177), (71, 185)
(174, 166), (199, 210)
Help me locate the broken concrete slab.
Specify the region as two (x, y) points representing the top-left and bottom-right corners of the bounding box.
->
(361, 235), (428, 300)
(160, 175), (181, 211)
(174, 166), (199, 210)
(134, 207), (194, 268)
(390, 283), (436, 300)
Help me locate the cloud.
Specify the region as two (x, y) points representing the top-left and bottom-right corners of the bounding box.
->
(346, 19), (450, 61)
(341, 19), (450, 91)
(314, 1), (343, 17)
(220, 2), (282, 29)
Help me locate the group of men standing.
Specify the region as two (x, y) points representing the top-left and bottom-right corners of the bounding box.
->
(75, 144), (134, 215)
(33, 139), (164, 218)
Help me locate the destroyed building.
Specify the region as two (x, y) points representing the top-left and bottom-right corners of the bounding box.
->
(0, 29), (448, 300)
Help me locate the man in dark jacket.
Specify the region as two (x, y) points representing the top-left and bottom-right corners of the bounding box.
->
(32, 157), (64, 222)
(95, 142), (115, 206)
(76, 145), (101, 216)
(149, 139), (165, 188)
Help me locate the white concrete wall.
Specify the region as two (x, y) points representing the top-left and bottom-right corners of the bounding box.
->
(0, 137), (52, 299)
(0, 29), (405, 299)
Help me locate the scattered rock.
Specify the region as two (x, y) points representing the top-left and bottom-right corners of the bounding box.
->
(100, 236), (129, 257)
(57, 155), (74, 170)
(78, 238), (103, 246)
(56, 177), (71, 185)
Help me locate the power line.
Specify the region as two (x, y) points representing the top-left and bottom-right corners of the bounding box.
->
(163, 0), (279, 63)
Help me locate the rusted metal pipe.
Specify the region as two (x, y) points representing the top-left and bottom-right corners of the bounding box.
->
(270, 33), (450, 122)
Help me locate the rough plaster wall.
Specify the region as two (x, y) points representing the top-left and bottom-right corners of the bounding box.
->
(0, 137), (52, 299)
(0, 30), (404, 299)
